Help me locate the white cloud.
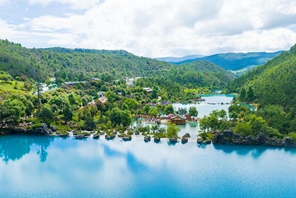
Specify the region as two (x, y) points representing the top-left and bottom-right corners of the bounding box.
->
(0, 0), (8, 5)
(1, 0), (296, 57)
(28, 0), (103, 9)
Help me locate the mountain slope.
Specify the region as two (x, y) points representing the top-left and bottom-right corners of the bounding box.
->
(173, 51), (283, 71)
(0, 39), (235, 88)
(228, 44), (296, 108)
(0, 39), (171, 81)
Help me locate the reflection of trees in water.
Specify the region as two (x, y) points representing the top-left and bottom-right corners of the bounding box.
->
(213, 144), (296, 158)
(0, 135), (54, 163)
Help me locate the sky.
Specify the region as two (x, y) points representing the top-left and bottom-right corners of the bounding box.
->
(1, 0), (296, 58)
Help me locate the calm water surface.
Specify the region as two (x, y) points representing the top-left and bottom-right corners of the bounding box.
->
(1, 135), (296, 198)
(173, 94), (234, 118)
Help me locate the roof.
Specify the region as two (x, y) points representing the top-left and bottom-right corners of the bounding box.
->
(89, 77), (100, 81)
(171, 115), (186, 120)
(63, 81), (87, 85)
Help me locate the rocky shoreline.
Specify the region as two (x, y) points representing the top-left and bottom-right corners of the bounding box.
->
(1, 125), (296, 147)
(213, 130), (296, 147)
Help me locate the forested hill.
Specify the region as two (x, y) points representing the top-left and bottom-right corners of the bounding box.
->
(0, 39), (235, 88)
(137, 60), (235, 90)
(228, 44), (296, 108)
(0, 39), (171, 82)
(172, 51), (282, 71)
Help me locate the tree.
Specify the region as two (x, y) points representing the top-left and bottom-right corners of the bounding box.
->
(234, 122), (252, 137)
(123, 98), (139, 111)
(120, 110), (133, 127)
(177, 108), (187, 115)
(149, 107), (158, 117)
(166, 124), (180, 138)
(164, 104), (174, 115)
(63, 107), (73, 122)
(151, 125), (159, 133)
(247, 87), (255, 102)
(151, 89), (158, 99)
(39, 105), (54, 125)
(189, 106), (198, 117)
(110, 107), (122, 126)
(144, 105), (150, 114)
(239, 88), (246, 101)
(84, 117), (97, 131)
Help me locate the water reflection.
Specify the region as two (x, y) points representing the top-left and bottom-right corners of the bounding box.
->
(0, 135), (54, 163)
(1, 136), (296, 198)
(213, 144), (296, 158)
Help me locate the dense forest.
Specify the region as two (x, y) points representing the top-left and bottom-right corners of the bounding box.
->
(0, 39), (234, 89)
(229, 44), (296, 108)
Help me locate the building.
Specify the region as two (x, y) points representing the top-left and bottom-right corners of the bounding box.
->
(185, 114), (191, 120)
(170, 115), (186, 125)
(143, 87), (153, 93)
(63, 81), (87, 87)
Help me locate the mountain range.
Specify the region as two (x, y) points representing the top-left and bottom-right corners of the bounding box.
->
(0, 39), (234, 88)
(157, 51), (283, 71)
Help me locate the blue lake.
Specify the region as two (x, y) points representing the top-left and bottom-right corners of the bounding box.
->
(173, 94), (234, 118)
(1, 135), (296, 198)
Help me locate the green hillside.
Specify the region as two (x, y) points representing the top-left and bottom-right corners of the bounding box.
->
(0, 39), (234, 88)
(228, 44), (296, 108)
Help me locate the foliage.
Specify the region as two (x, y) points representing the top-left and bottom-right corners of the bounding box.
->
(39, 105), (55, 125)
(188, 106), (198, 117)
(166, 124), (180, 138)
(229, 45), (296, 108)
(164, 104), (174, 115)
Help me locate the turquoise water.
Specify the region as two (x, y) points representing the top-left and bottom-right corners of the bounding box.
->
(1, 135), (296, 198)
(173, 95), (234, 118)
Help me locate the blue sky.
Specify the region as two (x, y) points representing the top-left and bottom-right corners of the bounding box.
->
(1, 0), (296, 57)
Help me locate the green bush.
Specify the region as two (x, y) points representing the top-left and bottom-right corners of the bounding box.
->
(288, 132), (296, 142)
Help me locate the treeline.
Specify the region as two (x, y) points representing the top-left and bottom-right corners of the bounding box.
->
(0, 39), (235, 89)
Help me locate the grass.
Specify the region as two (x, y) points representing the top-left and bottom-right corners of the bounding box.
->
(0, 80), (28, 96)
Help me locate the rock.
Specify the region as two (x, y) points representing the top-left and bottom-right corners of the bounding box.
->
(49, 125), (57, 132)
(256, 133), (267, 144)
(105, 134), (115, 140)
(181, 137), (188, 144)
(197, 138), (203, 144)
(245, 135), (257, 145)
(75, 134), (84, 139)
(183, 133), (190, 138)
(284, 137), (295, 146)
(223, 130), (234, 137)
(27, 123), (53, 135)
(59, 133), (69, 137)
(154, 137), (161, 143)
(118, 133), (125, 138)
(144, 136), (151, 142)
(93, 133), (100, 139)
(205, 140), (211, 144)
(122, 136), (132, 141)
(169, 138), (178, 143)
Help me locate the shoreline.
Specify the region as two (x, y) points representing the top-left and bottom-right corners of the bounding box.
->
(2, 128), (296, 148)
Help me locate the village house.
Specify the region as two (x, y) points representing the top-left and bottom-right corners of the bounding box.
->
(170, 115), (186, 125)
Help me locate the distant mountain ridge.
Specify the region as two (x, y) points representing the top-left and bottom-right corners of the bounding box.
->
(156, 55), (204, 63)
(159, 51), (283, 71)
